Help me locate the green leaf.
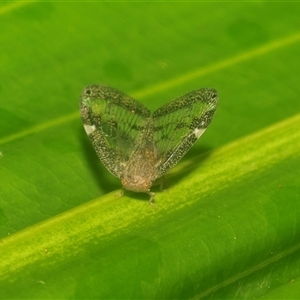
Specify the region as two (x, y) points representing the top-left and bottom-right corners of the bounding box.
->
(1, 2), (300, 299)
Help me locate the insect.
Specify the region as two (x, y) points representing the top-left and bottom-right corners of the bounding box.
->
(80, 84), (218, 203)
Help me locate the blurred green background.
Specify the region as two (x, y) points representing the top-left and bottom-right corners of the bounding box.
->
(0, 2), (300, 299)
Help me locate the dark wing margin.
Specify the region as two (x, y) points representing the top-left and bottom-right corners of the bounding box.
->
(152, 88), (219, 178)
(79, 84), (151, 178)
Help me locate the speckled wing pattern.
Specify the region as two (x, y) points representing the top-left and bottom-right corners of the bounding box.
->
(80, 84), (218, 199)
(152, 88), (218, 177)
(79, 84), (151, 178)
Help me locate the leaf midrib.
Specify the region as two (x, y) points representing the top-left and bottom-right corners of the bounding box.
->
(0, 112), (299, 281)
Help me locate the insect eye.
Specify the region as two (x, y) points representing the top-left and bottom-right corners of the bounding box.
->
(85, 89), (91, 96)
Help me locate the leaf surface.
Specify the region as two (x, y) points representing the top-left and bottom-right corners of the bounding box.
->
(0, 2), (300, 299)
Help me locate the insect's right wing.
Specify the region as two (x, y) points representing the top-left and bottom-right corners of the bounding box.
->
(152, 88), (219, 178)
(80, 84), (151, 178)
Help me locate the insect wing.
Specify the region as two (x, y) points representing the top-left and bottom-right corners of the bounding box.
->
(80, 84), (151, 178)
(152, 88), (219, 177)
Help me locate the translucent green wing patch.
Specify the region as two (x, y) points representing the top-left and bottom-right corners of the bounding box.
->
(80, 84), (151, 178)
(152, 88), (218, 177)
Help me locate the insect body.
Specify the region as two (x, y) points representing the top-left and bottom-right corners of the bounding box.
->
(80, 84), (218, 203)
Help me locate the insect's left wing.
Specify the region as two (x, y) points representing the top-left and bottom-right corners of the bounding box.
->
(152, 88), (218, 178)
(80, 84), (151, 178)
